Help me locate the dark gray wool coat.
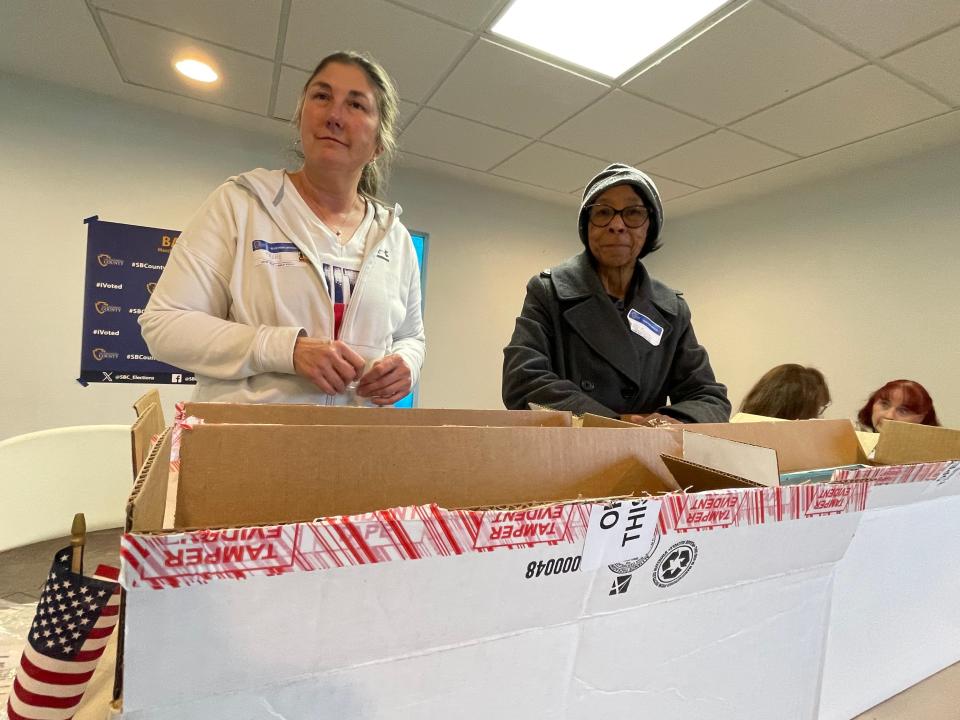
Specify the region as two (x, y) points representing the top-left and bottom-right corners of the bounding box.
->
(502, 252), (730, 423)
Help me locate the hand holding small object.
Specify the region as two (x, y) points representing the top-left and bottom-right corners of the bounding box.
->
(356, 354), (411, 406)
(621, 412), (682, 428)
(293, 337), (365, 395)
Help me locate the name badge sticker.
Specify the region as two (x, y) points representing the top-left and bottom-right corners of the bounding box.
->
(627, 309), (664, 346)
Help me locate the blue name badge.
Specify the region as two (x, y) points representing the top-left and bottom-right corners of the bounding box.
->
(627, 309), (664, 347)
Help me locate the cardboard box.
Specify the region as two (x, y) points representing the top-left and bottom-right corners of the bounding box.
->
(651, 419), (960, 718)
(648, 419), (865, 492)
(181, 402), (575, 428)
(111, 408), (914, 720)
(818, 421), (960, 719)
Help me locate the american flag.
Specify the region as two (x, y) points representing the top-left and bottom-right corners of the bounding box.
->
(5, 547), (120, 720)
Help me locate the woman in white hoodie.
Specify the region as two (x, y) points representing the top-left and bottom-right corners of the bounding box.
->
(140, 52), (425, 406)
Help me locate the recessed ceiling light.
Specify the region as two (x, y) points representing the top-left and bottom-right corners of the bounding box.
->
(491, 0), (734, 78)
(175, 58), (218, 84)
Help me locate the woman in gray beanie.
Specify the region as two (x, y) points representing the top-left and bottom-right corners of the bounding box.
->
(502, 163), (730, 424)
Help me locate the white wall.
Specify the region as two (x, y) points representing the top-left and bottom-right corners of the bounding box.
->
(0, 72), (284, 440)
(391, 167), (574, 410)
(656, 145), (960, 428)
(0, 72), (574, 440)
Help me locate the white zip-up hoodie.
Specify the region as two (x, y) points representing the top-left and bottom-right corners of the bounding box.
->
(140, 168), (425, 405)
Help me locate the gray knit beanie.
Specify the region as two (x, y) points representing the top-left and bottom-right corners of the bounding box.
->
(578, 163), (663, 258)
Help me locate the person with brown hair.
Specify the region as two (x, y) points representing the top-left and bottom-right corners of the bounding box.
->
(740, 364), (831, 420)
(141, 51), (424, 407)
(856, 379), (940, 432)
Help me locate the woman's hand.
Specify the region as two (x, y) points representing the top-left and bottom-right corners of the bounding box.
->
(621, 412), (683, 428)
(357, 354), (411, 406)
(293, 337), (365, 395)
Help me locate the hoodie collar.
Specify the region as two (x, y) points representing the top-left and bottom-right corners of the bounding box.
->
(230, 168), (401, 249)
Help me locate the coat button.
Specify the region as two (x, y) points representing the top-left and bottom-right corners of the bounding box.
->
(580, 380), (595, 392)
(621, 386), (635, 399)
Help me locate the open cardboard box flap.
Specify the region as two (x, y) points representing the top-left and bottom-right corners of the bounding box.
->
(874, 420), (960, 464)
(662, 420), (960, 493)
(654, 421), (864, 492)
(129, 420), (684, 533)
(660, 453), (765, 492)
(685, 419), (866, 472)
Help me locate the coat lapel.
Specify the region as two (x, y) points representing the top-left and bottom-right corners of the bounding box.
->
(553, 254), (644, 385)
(552, 253), (681, 386)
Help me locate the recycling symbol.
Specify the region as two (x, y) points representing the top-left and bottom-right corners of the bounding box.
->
(653, 540), (698, 588)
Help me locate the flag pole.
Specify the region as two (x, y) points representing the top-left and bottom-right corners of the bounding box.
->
(70, 512), (86, 574)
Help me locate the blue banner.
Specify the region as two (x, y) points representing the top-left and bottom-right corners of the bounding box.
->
(78, 216), (195, 386)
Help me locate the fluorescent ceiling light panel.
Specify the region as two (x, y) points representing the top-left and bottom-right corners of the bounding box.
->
(492, 0), (732, 78)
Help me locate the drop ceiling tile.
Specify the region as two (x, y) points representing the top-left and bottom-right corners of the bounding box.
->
(274, 65), (310, 120)
(624, 2), (864, 125)
(0, 1), (120, 93)
(774, 0), (960, 56)
(544, 90), (713, 163)
(284, 0), (471, 103)
(492, 143), (609, 192)
(396, 0), (501, 30)
(102, 13), (274, 115)
(733, 66), (950, 156)
(400, 109), (529, 170)
(649, 174), (700, 202)
(429, 39), (609, 137)
(886, 26), (960, 105)
(643, 130), (795, 187)
(94, 0), (282, 58)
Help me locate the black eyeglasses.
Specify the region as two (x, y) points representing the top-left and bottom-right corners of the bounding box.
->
(588, 204), (650, 228)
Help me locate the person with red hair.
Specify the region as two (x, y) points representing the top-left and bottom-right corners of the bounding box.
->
(856, 379), (940, 432)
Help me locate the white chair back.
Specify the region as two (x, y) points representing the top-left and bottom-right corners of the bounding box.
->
(0, 425), (130, 552)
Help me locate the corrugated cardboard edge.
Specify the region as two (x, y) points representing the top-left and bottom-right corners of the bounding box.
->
(661, 453), (765, 492)
(130, 402), (163, 479)
(875, 421), (960, 465)
(115, 427), (172, 706)
(132, 389), (161, 419)
(127, 429), (171, 532)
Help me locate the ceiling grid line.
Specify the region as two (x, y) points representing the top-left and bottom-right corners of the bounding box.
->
(6, 0), (959, 208)
(266, 0), (293, 120)
(761, 0), (958, 107)
(84, 1), (129, 84)
(96, 8), (275, 63)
